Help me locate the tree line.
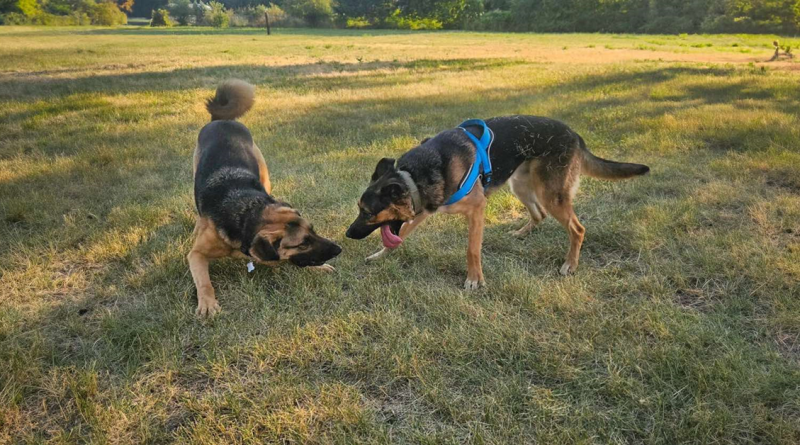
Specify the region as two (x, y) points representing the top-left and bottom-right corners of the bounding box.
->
(3, 0), (799, 34)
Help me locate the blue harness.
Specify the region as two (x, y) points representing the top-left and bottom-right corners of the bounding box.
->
(444, 119), (494, 206)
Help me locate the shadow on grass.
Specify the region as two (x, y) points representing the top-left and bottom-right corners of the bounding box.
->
(0, 26), (441, 38)
(76, 26), (443, 37)
(0, 58), (528, 102)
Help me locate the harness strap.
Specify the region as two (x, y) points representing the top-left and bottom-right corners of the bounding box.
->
(444, 119), (493, 206)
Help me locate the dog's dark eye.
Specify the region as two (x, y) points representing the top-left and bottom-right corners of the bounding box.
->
(285, 238), (311, 249)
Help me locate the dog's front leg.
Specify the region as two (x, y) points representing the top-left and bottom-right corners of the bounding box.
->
(308, 264), (336, 272)
(366, 212), (430, 262)
(464, 203), (486, 290)
(188, 250), (220, 317)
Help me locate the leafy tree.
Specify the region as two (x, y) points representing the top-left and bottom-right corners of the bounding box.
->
(169, 0), (192, 24)
(90, 0), (127, 24)
(193, 0), (206, 23)
(204, 0), (229, 26)
(116, 0), (133, 12)
(0, 0), (40, 16)
(131, 0), (167, 18)
(335, 0), (393, 22)
(150, 6), (173, 24)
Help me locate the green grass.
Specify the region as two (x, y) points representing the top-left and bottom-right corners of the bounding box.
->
(1, 26), (799, 444)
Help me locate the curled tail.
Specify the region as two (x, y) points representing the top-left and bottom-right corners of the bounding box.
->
(205, 79), (255, 121)
(578, 136), (650, 180)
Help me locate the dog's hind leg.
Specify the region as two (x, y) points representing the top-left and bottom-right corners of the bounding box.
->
(251, 144), (272, 194)
(534, 169), (585, 275)
(551, 206), (585, 276)
(509, 163), (547, 238)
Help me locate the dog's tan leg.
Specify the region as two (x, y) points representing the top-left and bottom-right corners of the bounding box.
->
(252, 144), (272, 194)
(188, 249), (219, 316)
(554, 209), (585, 276)
(399, 212), (430, 239)
(509, 165), (547, 238)
(260, 161), (272, 194)
(531, 157), (585, 275)
(464, 200), (487, 290)
(366, 212), (430, 262)
(538, 191), (584, 275)
(188, 218), (232, 316)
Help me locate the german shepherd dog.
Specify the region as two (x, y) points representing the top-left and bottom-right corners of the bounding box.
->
(346, 116), (649, 289)
(189, 80), (341, 316)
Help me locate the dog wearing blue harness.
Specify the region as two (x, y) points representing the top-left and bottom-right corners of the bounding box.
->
(346, 116), (650, 289)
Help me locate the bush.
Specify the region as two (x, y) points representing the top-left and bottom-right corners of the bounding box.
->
(168, 0), (192, 25)
(1, 9), (92, 24)
(466, 9), (511, 31)
(90, 1), (127, 25)
(229, 4), (301, 27)
(345, 16), (370, 28)
(268, 4), (304, 26)
(204, 1), (228, 27)
(282, 0), (333, 26)
(150, 7), (173, 25)
(231, 4), (265, 26)
(449, 0), (483, 29)
(383, 9), (442, 30)
(0, 11), (27, 23)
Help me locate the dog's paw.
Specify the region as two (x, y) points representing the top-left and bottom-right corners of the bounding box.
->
(309, 264), (335, 273)
(366, 248), (389, 262)
(196, 298), (221, 317)
(464, 278), (486, 290)
(559, 261), (577, 276)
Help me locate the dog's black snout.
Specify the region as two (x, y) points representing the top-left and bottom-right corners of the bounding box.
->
(346, 221), (376, 240)
(329, 243), (342, 258)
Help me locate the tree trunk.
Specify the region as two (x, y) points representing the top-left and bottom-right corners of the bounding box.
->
(265, 11), (271, 35)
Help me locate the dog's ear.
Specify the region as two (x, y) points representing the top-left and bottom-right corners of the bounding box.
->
(371, 157), (396, 181)
(381, 182), (404, 199)
(420, 137), (431, 144)
(250, 234), (280, 262)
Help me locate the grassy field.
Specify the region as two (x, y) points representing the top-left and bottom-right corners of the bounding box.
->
(1, 26), (799, 444)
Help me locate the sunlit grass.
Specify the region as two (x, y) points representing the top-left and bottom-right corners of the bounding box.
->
(1, 27), (799, 444)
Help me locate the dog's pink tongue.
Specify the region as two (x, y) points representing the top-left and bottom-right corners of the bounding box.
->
(380, 224), (403, 249)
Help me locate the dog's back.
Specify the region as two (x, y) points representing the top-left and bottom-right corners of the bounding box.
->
(194, 121), (264, 211)
(193, 80), (272, 244)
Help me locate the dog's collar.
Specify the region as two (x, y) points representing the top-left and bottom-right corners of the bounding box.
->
(397, 170), (423, 215)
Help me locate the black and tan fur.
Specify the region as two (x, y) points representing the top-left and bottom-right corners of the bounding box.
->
(189, 79), (341, 316)
(346, 116), (649, 289)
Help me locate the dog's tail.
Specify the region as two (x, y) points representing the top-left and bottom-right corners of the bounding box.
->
(205, 79), (255, 121)
(578, 135), (650, 180)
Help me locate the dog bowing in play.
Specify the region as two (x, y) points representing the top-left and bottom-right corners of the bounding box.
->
(189, 80), (342, 316)
(345, 116), (650, 289)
